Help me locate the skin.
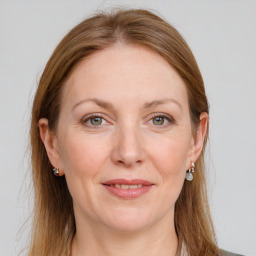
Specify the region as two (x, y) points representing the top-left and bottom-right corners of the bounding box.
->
(39, 44), (208, 256)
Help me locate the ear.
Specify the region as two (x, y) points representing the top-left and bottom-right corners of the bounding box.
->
(187, 112), (208, 166)
(38, 118), (64, 175)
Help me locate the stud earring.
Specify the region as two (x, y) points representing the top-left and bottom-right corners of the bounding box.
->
(53, 167), (60, 176)
(185, 162), (195, 181)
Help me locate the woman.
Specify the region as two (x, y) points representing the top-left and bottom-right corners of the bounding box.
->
(28, 8), (241, 256)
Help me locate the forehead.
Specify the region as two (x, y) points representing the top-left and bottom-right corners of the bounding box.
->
(62, 44), (188, 109)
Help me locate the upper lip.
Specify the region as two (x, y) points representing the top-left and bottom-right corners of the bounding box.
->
(102, 179), (154, 186)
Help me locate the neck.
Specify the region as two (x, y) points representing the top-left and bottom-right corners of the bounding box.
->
(71, 212), (178, 256)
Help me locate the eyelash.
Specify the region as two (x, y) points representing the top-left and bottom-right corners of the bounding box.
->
(81, 113), (175, 129)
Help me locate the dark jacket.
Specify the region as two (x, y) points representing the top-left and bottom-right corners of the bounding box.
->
(220, 249), (244, 256)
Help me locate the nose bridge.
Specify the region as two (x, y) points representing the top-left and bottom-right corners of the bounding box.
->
(111, 120), (145, 167)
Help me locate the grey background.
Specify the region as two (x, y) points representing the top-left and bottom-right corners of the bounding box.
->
(0, 1), (255, 255)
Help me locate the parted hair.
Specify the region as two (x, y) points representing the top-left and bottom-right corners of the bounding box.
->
(28, 8), (219, 256)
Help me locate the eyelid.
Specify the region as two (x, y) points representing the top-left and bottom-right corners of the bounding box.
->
(81, 113), (110, 128)
(81, 112), (176, 128)
(147, 113), (176, 127)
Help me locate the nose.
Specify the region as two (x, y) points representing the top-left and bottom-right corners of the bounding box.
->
(111, 124), (146, 168)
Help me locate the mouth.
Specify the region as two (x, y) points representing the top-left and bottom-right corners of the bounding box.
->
(102, 179), (154, 199)
(105, 184), (144, 189)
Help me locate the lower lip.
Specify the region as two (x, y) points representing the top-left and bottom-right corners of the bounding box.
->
(103, 185), (153, 199)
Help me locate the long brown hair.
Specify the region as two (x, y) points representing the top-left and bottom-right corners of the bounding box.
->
(29, 8), (219, 256)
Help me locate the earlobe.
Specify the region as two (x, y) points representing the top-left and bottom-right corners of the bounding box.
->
(38, 118), (61, 169)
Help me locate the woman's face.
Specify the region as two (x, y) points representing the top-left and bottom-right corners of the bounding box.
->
(41, 45), (205, 232)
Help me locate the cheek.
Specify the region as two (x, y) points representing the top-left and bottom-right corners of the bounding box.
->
(57, 132), (111, 214)
(149, 134), (191, 180)
(58, 132), (110, 177)
(144, 134), (191, 215)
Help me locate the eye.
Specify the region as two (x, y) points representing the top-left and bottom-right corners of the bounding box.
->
(149, 114), (175, 128)
(82, 114), (108, 128)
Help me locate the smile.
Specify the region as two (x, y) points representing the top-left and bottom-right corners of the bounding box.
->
(106, 184), (143, 189)
(102, 179), (154, 199)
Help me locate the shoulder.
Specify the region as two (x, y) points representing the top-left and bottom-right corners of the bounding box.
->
(220, 249), (244, 256)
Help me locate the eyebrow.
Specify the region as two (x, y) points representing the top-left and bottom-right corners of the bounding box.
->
(72, 97), (182, 112)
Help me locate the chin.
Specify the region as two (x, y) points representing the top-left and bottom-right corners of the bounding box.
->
(106, 219), (152, 233)
(101, 207), (158, 233)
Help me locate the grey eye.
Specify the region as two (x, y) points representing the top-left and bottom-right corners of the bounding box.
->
(152, 116), (165, 125)
(90, 117), (103, 126)
(149, 114), (175, 128)
(82, 114), (109, 128)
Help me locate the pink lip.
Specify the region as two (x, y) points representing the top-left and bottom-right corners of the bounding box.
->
(102, 179), (154, 199)
(103, 179), (153, 186)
